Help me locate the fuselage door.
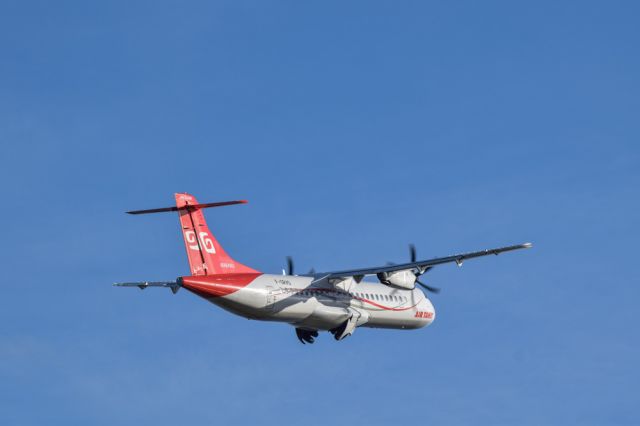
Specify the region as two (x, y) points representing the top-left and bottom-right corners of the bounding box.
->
(265, 286), (275, 310)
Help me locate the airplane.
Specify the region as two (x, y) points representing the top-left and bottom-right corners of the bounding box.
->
(115, 193), (532, 344)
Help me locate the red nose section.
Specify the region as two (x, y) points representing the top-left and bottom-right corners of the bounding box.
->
(180, 273), (262, 298)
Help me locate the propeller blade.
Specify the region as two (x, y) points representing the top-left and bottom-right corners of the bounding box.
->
(417, 280), (441, 294)
(286, 256), (294, 275)
(409, 244), (416, 263)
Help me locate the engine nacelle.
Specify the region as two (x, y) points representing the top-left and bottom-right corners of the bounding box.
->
(377, 269), (416, 289)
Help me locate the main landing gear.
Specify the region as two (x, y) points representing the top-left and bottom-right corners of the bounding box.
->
(295, 316), (357, 344)
(295, 328), (319, 344)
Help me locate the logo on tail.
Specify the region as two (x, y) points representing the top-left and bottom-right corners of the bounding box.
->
(185, 230), (217, 254)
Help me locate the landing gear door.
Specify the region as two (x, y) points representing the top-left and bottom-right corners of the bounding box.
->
(351, 307), (369, 327)
(334, 308), (369, 341)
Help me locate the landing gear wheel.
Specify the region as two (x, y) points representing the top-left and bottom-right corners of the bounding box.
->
(295, 328), (319, 344)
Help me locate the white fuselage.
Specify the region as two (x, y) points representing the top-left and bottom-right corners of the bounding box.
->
(183, 274), (435, 332)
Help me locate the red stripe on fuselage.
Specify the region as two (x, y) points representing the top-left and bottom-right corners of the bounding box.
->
(181, 273), (262, 298)
(297, 288), (420, 311)
(355, 296), (420, 311)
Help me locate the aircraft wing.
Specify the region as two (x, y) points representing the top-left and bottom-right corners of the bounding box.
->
(320, 242), (532, 280)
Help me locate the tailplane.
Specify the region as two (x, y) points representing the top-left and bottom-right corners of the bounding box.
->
(127, 193), (259, 276)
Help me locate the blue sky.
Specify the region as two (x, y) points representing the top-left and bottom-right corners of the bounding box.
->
(1, 1), (639, 424)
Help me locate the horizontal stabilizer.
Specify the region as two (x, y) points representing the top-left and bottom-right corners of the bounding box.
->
(127, 200), (247, 215)
(114, 281), (181, 294)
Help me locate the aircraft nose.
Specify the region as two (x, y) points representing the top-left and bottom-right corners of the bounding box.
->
(419, 297), (436, 326)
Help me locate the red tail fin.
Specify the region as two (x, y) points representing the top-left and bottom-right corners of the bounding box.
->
(174, 193), (258, 276)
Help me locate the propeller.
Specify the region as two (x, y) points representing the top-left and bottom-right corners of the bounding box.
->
(285, 256), (315, 276)
(286, 256), (294, 275)
(409, 244), (441, 294)
(416, 279), (440, 294)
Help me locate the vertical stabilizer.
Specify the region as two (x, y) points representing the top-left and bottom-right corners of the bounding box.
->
(174, 193), (258, 276)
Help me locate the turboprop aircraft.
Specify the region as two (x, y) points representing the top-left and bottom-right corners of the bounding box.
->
(115, 193), (531, 344)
